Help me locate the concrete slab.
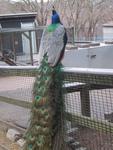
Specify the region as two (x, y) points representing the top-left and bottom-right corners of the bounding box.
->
(0, 101), (30, 129)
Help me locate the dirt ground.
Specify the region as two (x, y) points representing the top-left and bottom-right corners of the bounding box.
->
(0, 130), (20, 150)
(73, 126), (113, 150)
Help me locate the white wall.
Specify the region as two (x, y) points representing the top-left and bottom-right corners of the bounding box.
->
(62, 44), (113, 69)
(21, 22), (37, 54)
(103, 26), (113, 41)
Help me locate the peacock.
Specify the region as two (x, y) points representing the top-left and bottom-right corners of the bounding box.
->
(23, 7), (68, 150)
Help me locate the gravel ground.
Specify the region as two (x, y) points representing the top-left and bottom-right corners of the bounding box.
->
(0, 130), (20, 150)
(0, 101), (30, 129)
(74, 126), (113, 150)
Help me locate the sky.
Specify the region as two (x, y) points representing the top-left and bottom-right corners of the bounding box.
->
(11, 0), (49, 2)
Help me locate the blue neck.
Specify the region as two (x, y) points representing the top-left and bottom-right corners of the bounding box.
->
(52, 13), (61, 24)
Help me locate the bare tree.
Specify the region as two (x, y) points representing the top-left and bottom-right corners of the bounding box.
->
(54, 0), (87, 40)
(82, 0), (107, 40)
(21, 0), (53, 25)
(0, 0), (13, 14)
(55, 0), (111, 41)
(2, 0), (113, 41)
(102, 0), (113, 22)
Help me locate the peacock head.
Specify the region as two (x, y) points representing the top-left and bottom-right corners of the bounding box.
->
(51, 7), (61, 24)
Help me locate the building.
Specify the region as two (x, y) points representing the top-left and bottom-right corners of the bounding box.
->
(103, 22), (113, 41)
(0, 12), (37, 56)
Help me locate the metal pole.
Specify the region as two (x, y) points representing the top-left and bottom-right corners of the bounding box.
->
(29, 31), (34, 66)
(12, 33), (16, 61)
(0, 34), (3, 53)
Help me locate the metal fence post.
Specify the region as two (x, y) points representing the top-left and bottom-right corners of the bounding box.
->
(29, 31), (34, 66)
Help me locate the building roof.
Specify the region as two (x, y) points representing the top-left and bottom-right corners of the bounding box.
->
(103, 22), (113, 27)
(0, 12), (37, 21)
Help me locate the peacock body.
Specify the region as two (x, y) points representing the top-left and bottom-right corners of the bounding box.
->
(23, 10), (67, 150)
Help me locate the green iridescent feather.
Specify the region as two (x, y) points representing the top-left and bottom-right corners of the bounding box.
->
(23, 54), (66, 150)
(47, 23), (60, 32)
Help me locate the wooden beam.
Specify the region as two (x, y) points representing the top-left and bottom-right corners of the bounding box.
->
(64, 72), (113, 86)
(80, 86), (90, 117)
(66, 112), (113, 133)
(0, 26), (45, 34)
(22, 32), (30, 40)
(0, 96), (31, 109)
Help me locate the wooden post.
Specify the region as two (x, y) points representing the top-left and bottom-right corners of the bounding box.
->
(80, 85), (91, 117)
(29, 31), (34, 66)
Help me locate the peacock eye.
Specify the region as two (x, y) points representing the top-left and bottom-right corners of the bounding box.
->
(35, 96), (41, 101)
(45, 76), (49, 81)
(43, 66), (48, 71)
(42, 87), (46, 92)
(45, 77), (47, 80)
(28, 144), (33, 149)
(45, 57), (48, 62)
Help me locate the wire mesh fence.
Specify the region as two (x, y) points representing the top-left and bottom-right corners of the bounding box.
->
(64, 68), (113, 150)
(0, 66), (36, 130)
(0, 27), (44, 66)
(0, 66), (113, 150)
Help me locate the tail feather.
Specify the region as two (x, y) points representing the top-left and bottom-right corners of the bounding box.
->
(23, 54), (66, 150)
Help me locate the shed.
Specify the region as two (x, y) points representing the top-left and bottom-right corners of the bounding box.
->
(103, 22), (113, 41)
(0, 12), (37, 56)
